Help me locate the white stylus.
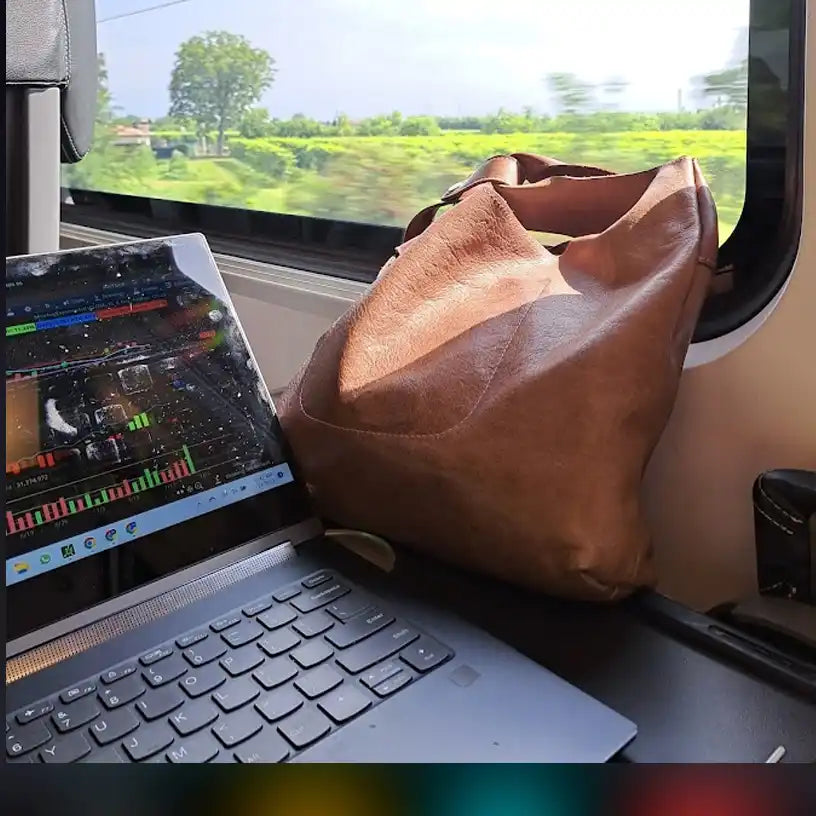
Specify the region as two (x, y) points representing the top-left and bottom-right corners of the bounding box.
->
(765, 745), (786, 763)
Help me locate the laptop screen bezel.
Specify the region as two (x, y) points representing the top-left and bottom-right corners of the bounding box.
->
(5, 234), (317, 648)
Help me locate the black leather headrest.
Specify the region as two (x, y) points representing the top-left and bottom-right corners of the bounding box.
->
(5, 0), (98, 163)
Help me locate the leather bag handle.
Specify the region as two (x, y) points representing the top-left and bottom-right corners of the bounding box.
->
(403, 153), (726, 289)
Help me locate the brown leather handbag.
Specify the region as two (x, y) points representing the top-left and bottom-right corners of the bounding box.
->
(277, 153), (718, 601)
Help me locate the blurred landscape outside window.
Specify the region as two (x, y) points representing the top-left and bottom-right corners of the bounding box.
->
(67, 0), (750, 241)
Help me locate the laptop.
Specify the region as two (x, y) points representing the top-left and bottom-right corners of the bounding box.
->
(5, 233), (636, 763)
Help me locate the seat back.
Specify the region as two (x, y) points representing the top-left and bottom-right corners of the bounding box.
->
(5, 0), (97, 255)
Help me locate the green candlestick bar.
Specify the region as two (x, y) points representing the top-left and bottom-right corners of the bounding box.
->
(34, 510), (43, 525)
(68, 500), (76, 513)
(182, 444), (196, 474)
(127, 412), (151, 431)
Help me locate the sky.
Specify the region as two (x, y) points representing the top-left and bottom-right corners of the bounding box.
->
(96, 0), (750, 120)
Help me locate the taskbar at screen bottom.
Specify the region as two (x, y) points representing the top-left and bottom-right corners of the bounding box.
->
(5, 463), (294, 587)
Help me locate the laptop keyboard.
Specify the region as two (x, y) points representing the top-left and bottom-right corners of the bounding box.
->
(6, 570), (454, 763)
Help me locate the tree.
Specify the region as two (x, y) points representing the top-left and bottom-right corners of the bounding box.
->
(169, 31), (275, 155)
(696, 60), (748, 111)
(239, 107), (272, 138)
(693, 27), (749, 113)
(600, 76), (629, 111)
(545, 72), (595, 115)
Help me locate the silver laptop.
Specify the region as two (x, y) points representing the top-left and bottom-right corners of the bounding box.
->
(5, 233), (636, 763)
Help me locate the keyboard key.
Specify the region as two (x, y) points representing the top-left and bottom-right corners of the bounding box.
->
(292, 610), (334, 638)
(100, 663), (137, 685)
(220, 646), (265, 677)
(169, 700), (219, 736)
(361, 661), (404, 689)
(253, 658), (298, 690)
(143, 654), (188, 688)
(167, 732), (219, 763)
(294, 665), (344, 699)
(235, 731), (290, 763)
(99, 674), (146, 709)
(258, 606), (297, 631)
(326, 592), (375, 622)
(255, 688), (303, 722)
(39, 731), (92, 763)
(176, 630), (208, 649)
(212, 708), (263, 748)
(122, 722), (175, 761)
(291, 582), (350, 613)
(259, 629), (300, 657)
(52, 697), (100, 733)
(135, 687), (185, 721)
(372, 671), (412, 698)
(6, 719), (52, 757)
(326, 609), (395, 649)
(60, 682), (97, 704)
(243, 597), (274, 617)
(290, 640), (334, 669)
(336, 624), (419, 674)
(17, 700), (54, 724)
(278, 707), (332, 749)
(89, 708), (140, 746)
(318, 685), (372, 723)
(180, 663), (226, 698)
(272, 586), (301, 602)
(140, 645), (173, 666)
(183, 638), (227, 667)
(211, 614), (242, 633)
(302, 571), (333, 588)
(400, 637), (453, 673)
(212, 678), (260, 712)
(82, 745), (124, 763)
(221, 621), (264, 648)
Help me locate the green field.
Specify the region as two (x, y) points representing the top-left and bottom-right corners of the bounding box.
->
(65, 129), (746, 240)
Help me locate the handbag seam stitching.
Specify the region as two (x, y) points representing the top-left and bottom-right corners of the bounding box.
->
(295, 281), (547, 440)
(757, 475), (804, 525)
(755, 502), (796, 536)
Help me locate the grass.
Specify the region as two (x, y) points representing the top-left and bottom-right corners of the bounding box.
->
(67, 129), (746, 239)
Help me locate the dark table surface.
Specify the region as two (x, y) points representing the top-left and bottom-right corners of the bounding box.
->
(312, 538), (816, 763)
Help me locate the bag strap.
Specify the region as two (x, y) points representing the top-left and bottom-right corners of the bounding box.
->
(403, 153), (730, 292)
(405, 153), (662, 241)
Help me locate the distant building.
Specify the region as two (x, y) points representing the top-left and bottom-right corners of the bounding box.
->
(113, 119), (151, 147)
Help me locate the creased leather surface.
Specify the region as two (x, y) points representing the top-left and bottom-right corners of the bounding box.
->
(278, 153), (718, 601)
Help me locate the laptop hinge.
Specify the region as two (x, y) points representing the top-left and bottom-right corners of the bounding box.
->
(7, 520), (322, 682)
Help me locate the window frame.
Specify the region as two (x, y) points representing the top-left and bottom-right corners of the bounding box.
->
(60, 0), (805, 341)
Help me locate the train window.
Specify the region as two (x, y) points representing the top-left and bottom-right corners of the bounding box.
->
(62, 0), (803, 339)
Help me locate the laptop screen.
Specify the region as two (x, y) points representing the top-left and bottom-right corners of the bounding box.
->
(6, 234), (313, 645)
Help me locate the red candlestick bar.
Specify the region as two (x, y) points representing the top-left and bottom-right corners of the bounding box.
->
(173, 460), (190, 479)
